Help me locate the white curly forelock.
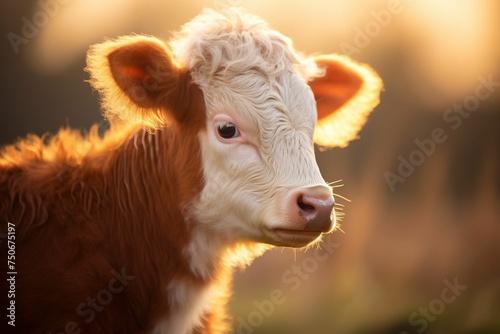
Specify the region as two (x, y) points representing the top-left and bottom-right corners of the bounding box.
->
(170, 8), (322, 84)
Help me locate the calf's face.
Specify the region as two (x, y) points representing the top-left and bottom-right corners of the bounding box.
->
(196, 68), (335, 247)
(86, 10), (382, 249)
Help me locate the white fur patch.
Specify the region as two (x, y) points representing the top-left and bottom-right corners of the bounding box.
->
(174, 8), (333, 247)
(151, 280), (214, 334)
(188, 67), (329, 247)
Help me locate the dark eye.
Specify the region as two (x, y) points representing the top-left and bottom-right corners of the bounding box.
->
(217, 122), (240, 139)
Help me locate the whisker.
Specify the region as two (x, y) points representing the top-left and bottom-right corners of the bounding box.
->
(333, 193), (351, 202)
(328, 179), (344, 188)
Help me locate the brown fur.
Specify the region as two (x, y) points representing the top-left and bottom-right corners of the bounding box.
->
(0, 45), (214, 333)
(0, 124), (214, 332)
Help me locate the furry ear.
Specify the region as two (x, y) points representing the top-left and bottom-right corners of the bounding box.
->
(86, 35), (203, 129)
(309, 54), (383, 149)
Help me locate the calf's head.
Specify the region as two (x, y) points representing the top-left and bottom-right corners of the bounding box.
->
(87, 9), (382, 248)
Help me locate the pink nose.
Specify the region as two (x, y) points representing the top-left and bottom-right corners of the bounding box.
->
(293, 186), (335, 232)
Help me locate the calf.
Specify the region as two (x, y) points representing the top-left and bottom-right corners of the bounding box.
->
(0, 8), (382, 334)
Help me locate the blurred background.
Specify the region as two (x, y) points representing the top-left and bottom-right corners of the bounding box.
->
(1, 0), (499, 333)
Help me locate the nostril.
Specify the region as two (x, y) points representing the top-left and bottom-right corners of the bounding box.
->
(297, 195), (315, 212)
(297, 192), (334, 221)
(290, 187), (335, 233)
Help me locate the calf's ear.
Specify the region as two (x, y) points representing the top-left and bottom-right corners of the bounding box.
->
(86, 35), (203, 129)
(309, 54), (383, 149)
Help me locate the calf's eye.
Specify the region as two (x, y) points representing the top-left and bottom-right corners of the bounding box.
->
(217, 122), (240, 139)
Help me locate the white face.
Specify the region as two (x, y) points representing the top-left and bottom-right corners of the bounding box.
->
(192, 69), (335, 248)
